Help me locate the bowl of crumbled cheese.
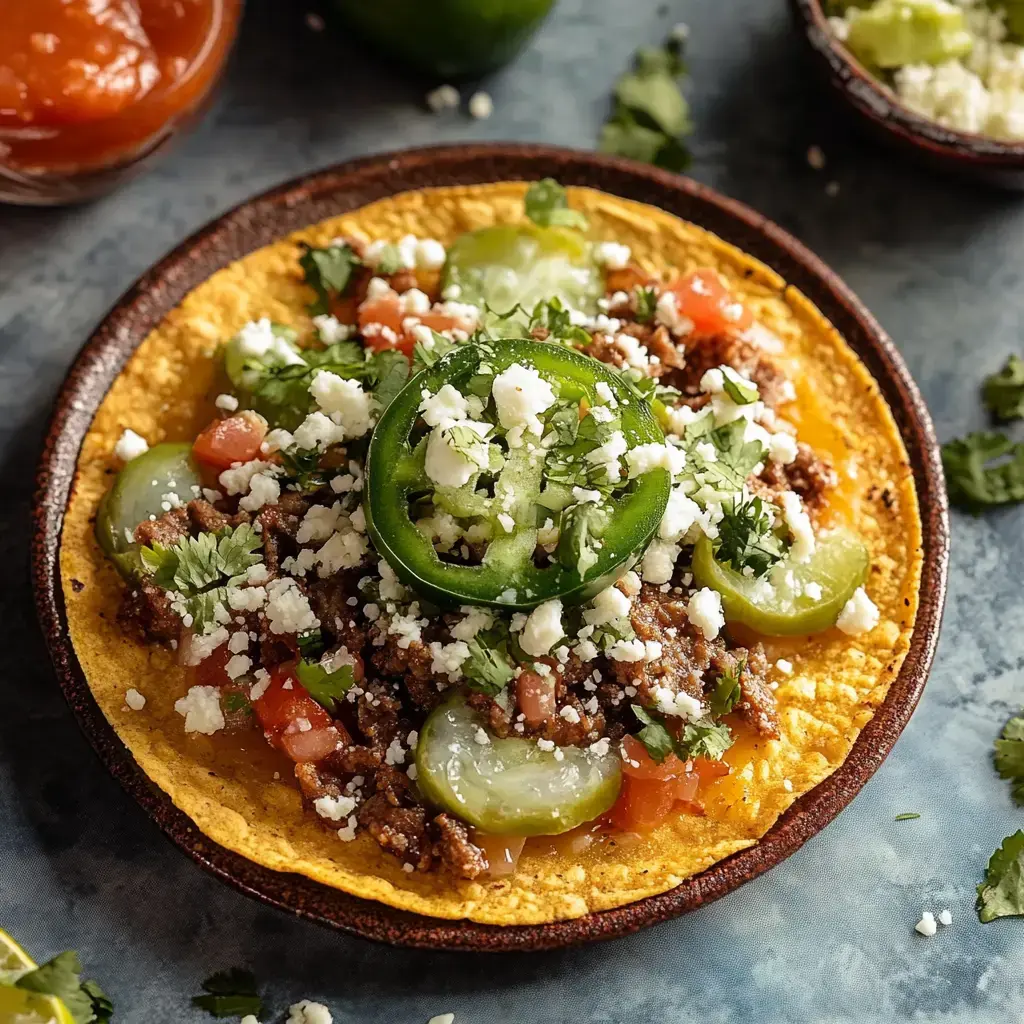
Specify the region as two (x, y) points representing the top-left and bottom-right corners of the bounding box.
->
(791, 0), (1024, 186)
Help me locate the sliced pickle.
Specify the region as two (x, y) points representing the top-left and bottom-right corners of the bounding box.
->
(442, 223), (601, 320)
(416, 698), (622, 835)
(691, 530), (869, 636)
(95, 443), (202, 577)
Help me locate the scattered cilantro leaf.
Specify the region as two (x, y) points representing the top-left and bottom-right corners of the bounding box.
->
(983, 355), (1024, 422)
(994, 711), (1024, 805)
(941, 431), (1024, 512)
(709, 658), (744, 717)
(634, 286), (657, 324)
(192, 968), (262, 1019)
(296, 628), (325, 658)
(529, 297), (592, 346)
(631, 704), (676, 763)
(223, 692), (252, 715)
(462, 629), (516, 696)
(721, 374), (759, 406)
(678, 719), (733, 761)
(600, 33), (693, 171)
(299, 242), (361, 316)
(524, 179), (588, 231)
(14, 951), (107, 1024)
(557, 503), (609, 575)
(547, 403), (581, 446)
(372, 243), (405, 276)
(295, 657), (355, 714)
(714, 496), (785, 578)
(894, 812), (921, 821)
(691, 418), (766, 492)
(369, 349), (411, 411)
(977, 830), (1024, 923)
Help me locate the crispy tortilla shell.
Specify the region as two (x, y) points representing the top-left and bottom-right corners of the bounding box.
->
(60, 183), (922, 925)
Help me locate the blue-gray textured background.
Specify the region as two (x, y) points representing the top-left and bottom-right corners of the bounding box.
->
(2, 0), (1024, 1020)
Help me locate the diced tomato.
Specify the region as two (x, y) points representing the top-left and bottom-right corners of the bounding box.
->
(691, 757), (731, 783)
(191, 642), (233, 689)
(670, 269), (754, 335)
(192, 412), (266, 470)
(517, 669), (556, 726)
(357, 292), (473, 358)
(252, 663), (345, 762)
(620, 734), (688, 781)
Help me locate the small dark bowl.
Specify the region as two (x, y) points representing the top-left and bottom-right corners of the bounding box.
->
(32, 143), (949, 951)
(790, 0), (1024, 187)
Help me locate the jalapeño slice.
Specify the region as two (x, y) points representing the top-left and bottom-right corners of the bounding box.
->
(364, 339), (671, 609)
(692, 530), (869, 636)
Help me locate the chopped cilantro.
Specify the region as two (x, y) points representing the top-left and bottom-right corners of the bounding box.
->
(15, 951), (112, 1024)
(634, 286), (657, 324)
(557, 503), (609, 575)
(600, 34), (693, 171)
(941, 431), (1024, 511)
(894, 812), (921, 821)
(691, 418), (766, 492)
(708, 658), (744, 717)
(977, 830), (1024, 923)
(714, 496), (785, 578)
(462, 630), (516, 696)
(721, 374), (759, 406)
(524, 179), (588, 231)
(192, 968), (263, 1019)
(678, 719), (733, 761)
(223, 692), (252, 715)
(995, 711), (1024, 804)
(529, 297), (592, 346)
(296, 657), (355, 714)
(372, 243), (405, 276)
(299, 242), (361, 316)
(631, 704), (676, 763)
(983, 355), (1024, 422)
(370, 349), (411, 411)
(547, 403), (581, 446)
(141, 524), (262, 630)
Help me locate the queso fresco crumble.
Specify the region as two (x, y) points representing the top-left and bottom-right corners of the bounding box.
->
(97, 180), (881, 881)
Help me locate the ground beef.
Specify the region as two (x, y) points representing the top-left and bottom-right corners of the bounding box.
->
(432, 813), (487, 880)
(294, 761), (344, 805)
(187, 499), (249, 534)
(117, 580), (181, 643)
(759, 441), (837, 510)
(612, 585), (724, 703)
(308, 571), (369, 655)
(255, 492), (310, 575)
(662, 332), (792, 409)
(466, 678), (606, 747)
(358, 766), (434, 871)
(133, 506), (190, 548)
(370, 621), (452, 711)
(356, 683), (404, 749)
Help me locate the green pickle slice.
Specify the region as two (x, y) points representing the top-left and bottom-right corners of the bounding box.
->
(844, 0), (973, 69)
(416, 699), (622, 835)
(95, 442), (202, 577)
(442, 223), (602, 319)
(692, 529), (870, 636)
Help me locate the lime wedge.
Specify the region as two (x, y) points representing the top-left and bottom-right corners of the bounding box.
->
(0, 932), (74, 1024)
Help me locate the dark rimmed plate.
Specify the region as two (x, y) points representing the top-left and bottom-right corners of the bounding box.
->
(790, 0), (1024, 187)
(32, 143), (949, 951)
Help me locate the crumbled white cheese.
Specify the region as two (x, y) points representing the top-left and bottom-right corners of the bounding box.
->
(584, 585), (631, 627)
(219, 459), (275, 496)
(312, 313), (350, 344)
(804, 581), (823, 601)
(686, 587), (725, 640)
(264, 578), (321, 635)
(651, 684), (702, 719)
(915, 911), (937, 937)
(468, 90), (494, 119)
(286, 1001), (333, 1024)
(655, 290), (694, 336)
(426, 84), (459, 112)
(114, 428), (149, 462)
(520, 599), (565, 657)
(428, 640), (471, 680)
(315, 527), (368, 576)
(594, 241), (631, 269)
(659, 488), (700, 542)
(215, 393), (239, 412)
(419, 384), (469, 427)
(607, 638), (647, 663)
(626, 442), (686, 479)
(388, 604), (428, 649)
(642, 540), (679, 585)
(224, 654), (251, 681)
(416, 238), (447, 269)
(769, 431), (799, 465)
(585, 430), (628, 483)
(474, 727), (491, 746)
(492, 363), (556, 434)
(314, 794), (357, 821)
(308, 372), (374, 439)
(775, 658), (794, 675)
(836, 586), (879, 635)
(559, 705), (581, 724)
(238, 471), (281, 513)
(780, 490), (816, 563)
(174, 685), (225, 735)
(125, 688), (146, 711)
(938, 909), (953, 926)
(235, 317), (276, 357)
(450, 607), (493, 642)
(424, 420), (492, 487)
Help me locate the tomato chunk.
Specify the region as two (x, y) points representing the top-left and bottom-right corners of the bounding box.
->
(671, 269), (754, 335)
(517, 669), (556, 726)
(358, 292), (472, 357)
(191, 641), (233, 689)
(192, 412), (266, 470)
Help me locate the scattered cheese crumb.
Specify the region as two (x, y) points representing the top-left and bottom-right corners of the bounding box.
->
(468, 90), (494, 119)
(915, 911), (937, 937)
(125, 688), (146, 711)
(836, 586), (879, 635)
(114, 428), (148, 461)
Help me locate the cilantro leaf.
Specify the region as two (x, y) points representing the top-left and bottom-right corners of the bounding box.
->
(462, 631), (516, 696)
(708, 658), (744, 717)
(140, 524), (262, 631)
(192, 968), (262, 1019)
(529, 297), (592, 346)
(634, 286), (657, 324)
(372, 243), (405, 276)
(631, 704), (676, 763)
(223, 692), (252, 715)
(689, 418), (766, 492)
(983, 355), (1024, 422)
(714, 496), (785, 578)
(524, 179), (588, 231)
(894, 812), (921, 821)
(295, 657), (355, 714)
(370, 349), (411, 411)
(600, 33), (693, 171)
(721, 374), (759, 406)
(941, 431), (1024, 512)
(299, 242), (361, 316)
(14, 951), (104, 1024)
(678, 719), (733, 761)
(995, 711), (1024, 805)
(977, 830), (1024, 923)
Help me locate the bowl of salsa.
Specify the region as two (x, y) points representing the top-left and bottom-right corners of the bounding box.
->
(0, 0), (243, 205)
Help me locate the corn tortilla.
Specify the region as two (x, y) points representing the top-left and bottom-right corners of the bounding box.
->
(59, 183), (922, 925)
